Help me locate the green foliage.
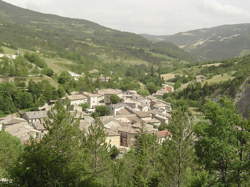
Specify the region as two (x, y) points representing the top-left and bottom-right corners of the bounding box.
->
(176, 75), (246, 107)
(151, 24), (250, 61)
(93, 106), (111, 117)
(194, 98), (250, 186)
(24, 53), (47, 68)
(109, 146), (120, 160)
(119, 78), (141, 91)
(131, 133), (160, 187)
(138, 89), (150, 96)
(0, 46), (4, 53)
(8, 102), (115, 186)
(174, 80), (182, 90)
(146, 82), (160, 94)
(150, 41), (197, 62)
(81, 103), (90, 112)
(0, 131), (23, 178)
(0, 0), (195, 70)
(0, 83), (33, 114)
(110, 94), (121, 104)
(0, 56), (29, 77)
(28, 80), (64, 106)
(57, 71), (72, 84)
(41, 68), (54, 77)
(159, 108), (194, 187)
(10, 102), (84, 186)
(0, 79), (65, 115)
(57, 71), (77, 93)
(85, 120), (113, 185)
(187, 170), (212, 187)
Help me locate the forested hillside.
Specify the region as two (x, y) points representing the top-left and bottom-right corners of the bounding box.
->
(0, 0), (195, 64)
(142, 23), (250, 61)
(163, 54), (250, 118)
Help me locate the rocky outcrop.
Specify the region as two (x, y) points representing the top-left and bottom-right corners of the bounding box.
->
(236, 77), (250, 119)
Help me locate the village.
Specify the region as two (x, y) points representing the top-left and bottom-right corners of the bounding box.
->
(0, 85), (174, 151)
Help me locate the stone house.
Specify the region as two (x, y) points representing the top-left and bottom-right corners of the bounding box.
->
(22, 111), (47, 131)
(134, 111), (152, 121)
(97, 89), (123, 104)
(0, 118), (42, 143)
(110, 103), (127, 116)
(83, 92), (101, 108)
(105, 129), (121, 148)
(67, 94), (88, 106)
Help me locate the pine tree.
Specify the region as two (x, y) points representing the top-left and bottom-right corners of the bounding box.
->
(84, 119), (113, 186)
(159, 107), (194, 187)
(132, 128), (160, 187)
(10, 101), (87, 186)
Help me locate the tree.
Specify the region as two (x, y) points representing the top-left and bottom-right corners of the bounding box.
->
(138, 89), (150, 96)
(58, 71), (72, 84)
(94, 106), (111, 117)
(131, 130), (160, 187)
(0, 47), (4, 53)
(0, 83), (18, 114)
(146, 82), (159, 94)
(0, 131), (23, 178)
(110, 94), (121, 104)
(14, 91), (33, 109)
(194, 98), (250, 186)
(84, 119), (113, 186)
(10, 101), (87, 186)
(81, 103), (90, 112)
(24, 53), (47, 68)
(159, 107), (194, 187)
(119, 78), (140, 91)
(42, 68), (54, 77)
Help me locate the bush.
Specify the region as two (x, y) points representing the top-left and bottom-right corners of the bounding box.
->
(110, 94), (121, 104)
(138, 89), (150, 96)
(24, 53), (47, 68)
(81, 103), (90, 112)
(42, 68), (54, 77)
(94, 106), (111, 117)
(0, 47), (4, 53)
(0, 131), (23, 178)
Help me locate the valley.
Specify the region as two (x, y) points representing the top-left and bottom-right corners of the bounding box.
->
(0, 0), (249, 186)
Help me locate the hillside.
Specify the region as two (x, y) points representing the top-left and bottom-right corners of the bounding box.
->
(0, 0), (195, 64)
(163, 54), (250, 118)
(142, 23), (250, 61)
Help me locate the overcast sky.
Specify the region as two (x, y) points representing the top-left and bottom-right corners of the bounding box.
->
(4, 0), (250, 35)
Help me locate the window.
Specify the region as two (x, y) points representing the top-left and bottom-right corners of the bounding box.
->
(120, 132), (128, 147)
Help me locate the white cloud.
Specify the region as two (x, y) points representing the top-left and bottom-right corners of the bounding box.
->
(201, 0), (250, 17)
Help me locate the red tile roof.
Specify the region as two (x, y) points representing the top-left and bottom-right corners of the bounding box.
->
(156, 130), (171, 137)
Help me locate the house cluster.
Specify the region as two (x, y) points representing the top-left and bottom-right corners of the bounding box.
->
(0, 88), (172, 149)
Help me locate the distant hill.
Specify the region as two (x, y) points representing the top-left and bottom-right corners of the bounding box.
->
(142, 23), (250, 61)
(0, 0), (195, 64)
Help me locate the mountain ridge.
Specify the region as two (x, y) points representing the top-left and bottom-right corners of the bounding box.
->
(142, 23), (250, 61)
(0, 0), (195, 64)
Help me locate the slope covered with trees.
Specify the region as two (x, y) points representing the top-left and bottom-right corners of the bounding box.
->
(142, 23), (250, 61)
(0, 0), (195, 64)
